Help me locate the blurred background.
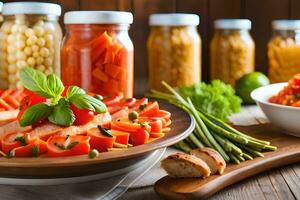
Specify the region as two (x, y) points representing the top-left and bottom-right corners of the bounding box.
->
(2, 0), (300, 85)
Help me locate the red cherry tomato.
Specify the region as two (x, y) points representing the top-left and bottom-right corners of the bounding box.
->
(47, 135), (90, 157)
(103, 95), (121, 106)
(17, 93), (47, 121)
(70, 104), (94, 125)
(87, 127), (116, 152)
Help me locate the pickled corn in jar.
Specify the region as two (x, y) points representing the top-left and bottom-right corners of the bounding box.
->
(61, 11), (134, 98)
(147, 14), (201, 91)
(268, 20), (300, 83)
(210, 19), (255, 86)
(0, 2), (62, 89)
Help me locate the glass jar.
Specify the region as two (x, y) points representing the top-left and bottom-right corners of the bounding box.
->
(0, 2), (62, 89)
(61, 11), (134, 98)
(0, 2), (3, 23)
(147, 14), (201, 91)
(268, 20), (300, 83)
(210, 19), (255, 86)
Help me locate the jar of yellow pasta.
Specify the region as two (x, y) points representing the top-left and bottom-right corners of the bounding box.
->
(0, 2), (62, 89)
(268, 20), (300, 83)
(147, 13), (201, 91)
(210, 19), (255, 86)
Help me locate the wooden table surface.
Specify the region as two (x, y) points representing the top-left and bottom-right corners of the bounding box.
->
(120, 105), (300, 200)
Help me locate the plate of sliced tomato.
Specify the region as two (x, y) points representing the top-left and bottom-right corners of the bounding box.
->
(0, 94), (195, 178)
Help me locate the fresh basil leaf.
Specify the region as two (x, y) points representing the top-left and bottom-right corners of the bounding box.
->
(48, 99), (75, 126)
(69, 93), (107, 113)
(47, 74), (64, 97)
(32, 145), (39, 157)
(19, 103), (52, 127)
(20, 67), (54, 98)
(66, 86), (85, 100)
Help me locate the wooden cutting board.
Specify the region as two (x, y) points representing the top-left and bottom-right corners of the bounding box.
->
(154, 123), (300, 200)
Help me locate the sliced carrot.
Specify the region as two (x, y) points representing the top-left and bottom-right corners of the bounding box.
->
(92, 67), (109, 82)
(103, 48), (115, 64)
(104, 64), (124, 78)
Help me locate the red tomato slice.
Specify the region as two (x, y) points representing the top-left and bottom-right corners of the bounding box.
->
(71, 104), (94, 125)
(130, 98), (148, 111)
(121, 98), (136, 107)
(103, 95), (121, 106)
(17, 93), (47, 121)
(87, 127), (115, 152)
(112, 130), (129, 145)
(13, 140), (40, 157)
(149, 110), (171, 122)
(47, 135), (90, 157)
(129, 129), (149, 146)
(139, 101), (159, 117)
(111, 120), (151, 133)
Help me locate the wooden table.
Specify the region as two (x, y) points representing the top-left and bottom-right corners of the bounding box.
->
(120, 106), (300, 200)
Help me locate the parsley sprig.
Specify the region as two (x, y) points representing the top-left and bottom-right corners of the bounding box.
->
(19, 67), (107, 127)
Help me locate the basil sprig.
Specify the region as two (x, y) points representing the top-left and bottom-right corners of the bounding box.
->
(19, 67), (107, 127)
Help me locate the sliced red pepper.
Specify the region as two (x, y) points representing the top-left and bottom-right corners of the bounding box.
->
(47, 135), (90, 157)
(112, 130), (129, 145)
(139, 101), (159, 117)
(87, 127), (115, 152)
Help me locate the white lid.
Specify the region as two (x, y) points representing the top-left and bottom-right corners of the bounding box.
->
(149, 13), (200, 26)
(214, 19), (252, 30)
(64, 11), (133, 24)
(0, 2), (3, 13)
(272, 20), (300, 30)
(2, 2), (61, 16)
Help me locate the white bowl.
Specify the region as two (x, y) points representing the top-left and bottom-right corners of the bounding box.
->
(251, 82), (300, 137)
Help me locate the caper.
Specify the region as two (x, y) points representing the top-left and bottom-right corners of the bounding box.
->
(128, 111), (139, 121)
(88, 149), (100, 159)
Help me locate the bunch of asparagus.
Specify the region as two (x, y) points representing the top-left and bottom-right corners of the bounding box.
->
(147, 81), (276, 164)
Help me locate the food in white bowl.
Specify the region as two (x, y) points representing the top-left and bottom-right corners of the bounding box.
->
(251, 80), (300, 136)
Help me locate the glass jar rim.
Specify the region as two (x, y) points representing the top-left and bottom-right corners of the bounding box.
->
(214, 19), (251, 30)
(149, 13), (200, 26)
(272, 20), (300, 30)
(64, 11), (133, 25)
(2, 2), (61, 16)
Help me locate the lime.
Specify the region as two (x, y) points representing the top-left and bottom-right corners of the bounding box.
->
(235, 72), (270, 104)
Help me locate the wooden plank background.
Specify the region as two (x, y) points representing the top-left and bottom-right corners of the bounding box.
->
(3, 0), (300, 87)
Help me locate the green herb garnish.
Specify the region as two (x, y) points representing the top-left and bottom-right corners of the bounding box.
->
(32, 145), (39, 157)
(54, 141), (79, 150)
(19, 67), (107, 127)
(295, 94), (300, 98)
(14, 136), (27, 146)
(6, 150), (14, 158)
(98, 125), (113, 137)
(179, 80), (242, 121)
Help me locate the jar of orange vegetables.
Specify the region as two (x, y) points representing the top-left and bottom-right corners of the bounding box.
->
(61, 11), (134, 98)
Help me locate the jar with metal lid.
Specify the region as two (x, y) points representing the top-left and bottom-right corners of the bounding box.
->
(61, 11), (134, 98)
(147, 13), (201, 91)
(0, 2), (3, 23)
(210, 19), (255, 86)
(268, 20), (300, 83)
(0, 2), (62, 89)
